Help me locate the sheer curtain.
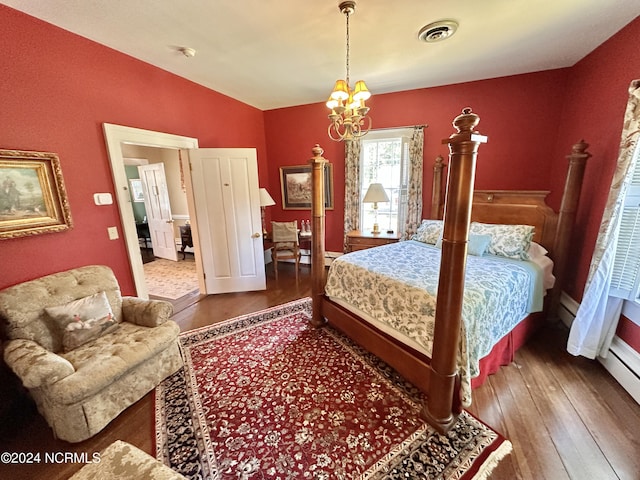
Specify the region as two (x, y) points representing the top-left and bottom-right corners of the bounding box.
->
(343, 139), (361, 251)
(568, 80), (640, 359)
(402, 126), (425, 239)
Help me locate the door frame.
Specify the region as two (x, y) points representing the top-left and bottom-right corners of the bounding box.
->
(103, 123), (200, 298)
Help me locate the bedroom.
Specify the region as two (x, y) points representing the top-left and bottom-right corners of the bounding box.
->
(0, 1), (639, 478)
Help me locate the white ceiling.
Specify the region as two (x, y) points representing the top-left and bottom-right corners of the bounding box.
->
(3, 0), (639, 110)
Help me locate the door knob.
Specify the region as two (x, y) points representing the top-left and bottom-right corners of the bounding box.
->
(252, 232), (261, 238)
(166, 220), (174, 224)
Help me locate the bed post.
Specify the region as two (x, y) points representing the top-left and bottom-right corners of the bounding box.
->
(431, 155), (445, 219)
(548, 140), (591, 320)
(309, 144), (328, 327)
(422, 109), (487, 434)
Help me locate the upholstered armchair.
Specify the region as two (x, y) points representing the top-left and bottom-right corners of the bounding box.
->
(0, 265), (183, 443)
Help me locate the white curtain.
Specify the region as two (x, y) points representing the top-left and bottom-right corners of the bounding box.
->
(567, 80), (640, 359)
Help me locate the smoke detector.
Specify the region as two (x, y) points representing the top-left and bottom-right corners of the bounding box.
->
(177, 46), (196, 58)
(418, 20), (458, 43)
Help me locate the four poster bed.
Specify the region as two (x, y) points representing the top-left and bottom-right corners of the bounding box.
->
(307, 109), (590, 433)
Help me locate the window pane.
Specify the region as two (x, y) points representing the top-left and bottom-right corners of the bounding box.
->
(360, 137), (404, 233)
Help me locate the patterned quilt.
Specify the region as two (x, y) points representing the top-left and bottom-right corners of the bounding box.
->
(324, 240), (544, 405)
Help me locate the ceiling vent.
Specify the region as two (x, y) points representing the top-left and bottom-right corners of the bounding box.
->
(418, 20), (458, 43)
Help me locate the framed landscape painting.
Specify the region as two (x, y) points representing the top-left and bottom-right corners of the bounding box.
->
(0, 149), (73, 239)
(280, 163), (333, 210)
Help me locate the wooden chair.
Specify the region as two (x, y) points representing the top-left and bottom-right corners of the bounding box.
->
(271, 221), (300, 280)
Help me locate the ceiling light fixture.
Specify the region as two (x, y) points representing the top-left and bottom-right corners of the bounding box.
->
(327, 1), (372, 142)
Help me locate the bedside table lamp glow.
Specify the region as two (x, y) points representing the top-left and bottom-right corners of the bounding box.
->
(259, 188), (276, 235)
(363, 183), (389, 234)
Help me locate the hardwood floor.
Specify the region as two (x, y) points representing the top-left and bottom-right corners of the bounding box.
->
(1, 262), (638, 480)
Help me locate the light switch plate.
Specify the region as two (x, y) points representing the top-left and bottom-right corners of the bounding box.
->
(107, 226), (119, 240)
(94, 193), (113, 205)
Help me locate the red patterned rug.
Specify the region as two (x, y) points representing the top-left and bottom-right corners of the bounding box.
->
(155, 298), (511, 479)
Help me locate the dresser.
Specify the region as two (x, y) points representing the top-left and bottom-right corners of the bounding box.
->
(346, 230), (400, 252)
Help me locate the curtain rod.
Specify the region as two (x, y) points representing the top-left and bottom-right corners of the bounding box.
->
(372, 124), (428, 131)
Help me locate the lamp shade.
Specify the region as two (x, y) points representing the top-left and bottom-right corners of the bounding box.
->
(259, 188), (276, 207)
(363, 183), (389, 203)
(330, 79), (350, 101)
(352, 80), (371, 101)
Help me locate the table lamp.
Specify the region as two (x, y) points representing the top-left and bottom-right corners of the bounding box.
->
(259, 188), (276, 235)
(363, 183), (389, 234)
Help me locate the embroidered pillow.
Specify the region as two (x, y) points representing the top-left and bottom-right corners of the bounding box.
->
(435, 234), (492, 256)
(45, 291), (119, 352)
(469, 222), (535, 260)
(411, 219), (443, 245)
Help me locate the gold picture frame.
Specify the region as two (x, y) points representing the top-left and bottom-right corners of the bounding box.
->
(280, 163), (333, 210)
(0, 149), (73, 239)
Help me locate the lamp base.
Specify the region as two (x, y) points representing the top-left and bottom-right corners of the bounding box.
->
(371, 223), (380, 235)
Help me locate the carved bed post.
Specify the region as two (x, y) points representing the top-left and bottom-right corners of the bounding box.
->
(309, 144), (328, 327)
(548, 140), (591, 319)
(431, 155), (445, 219)
(422, 109), (487, 434)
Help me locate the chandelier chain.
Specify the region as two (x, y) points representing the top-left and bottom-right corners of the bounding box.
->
(345, 10), (350, 86)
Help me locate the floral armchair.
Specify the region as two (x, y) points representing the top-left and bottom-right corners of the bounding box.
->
(0, 265), (183, 442)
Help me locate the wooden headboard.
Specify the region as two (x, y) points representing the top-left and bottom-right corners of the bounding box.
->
(430, 141), (590, 265)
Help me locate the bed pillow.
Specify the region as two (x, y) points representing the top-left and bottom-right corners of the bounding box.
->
(469, 222), (535, 260)
(45, 291), (119, 352)
(435, 234), (492, 256)
(527, 241), (548, 260)
(411, 219), (443, 245)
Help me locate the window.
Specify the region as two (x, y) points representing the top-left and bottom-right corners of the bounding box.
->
(359, 128), (412, 234)
(611, 143), (640, 301)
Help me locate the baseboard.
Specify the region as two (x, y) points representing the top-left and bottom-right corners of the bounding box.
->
(599, 337), (640, 404)
(558, 291), (579, 329)
(559, 292), (640, 404)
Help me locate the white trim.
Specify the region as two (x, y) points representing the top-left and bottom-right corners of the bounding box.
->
(599, 337), (640, 404)
(558, 291), (579, 329)
(102, 123), (199, 298)
(561, 292), (640, 404)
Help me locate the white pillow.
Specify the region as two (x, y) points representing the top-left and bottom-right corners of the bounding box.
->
(527, 242), (548, 260)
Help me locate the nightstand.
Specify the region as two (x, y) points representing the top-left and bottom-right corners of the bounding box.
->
(346, 230), (400, 252)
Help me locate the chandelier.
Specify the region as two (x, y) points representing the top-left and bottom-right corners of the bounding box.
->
(327, 1), (372, 142)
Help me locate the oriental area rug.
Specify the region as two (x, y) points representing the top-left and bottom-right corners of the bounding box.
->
(154, 298), (511, 479)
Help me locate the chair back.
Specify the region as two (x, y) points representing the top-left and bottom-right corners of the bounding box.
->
(271, 221), (299, 245)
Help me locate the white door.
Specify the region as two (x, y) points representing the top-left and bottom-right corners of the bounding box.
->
(138, 163), (178, 261)
(186, 148), (266, 293)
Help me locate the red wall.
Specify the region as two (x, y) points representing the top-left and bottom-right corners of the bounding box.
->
(0, 6), (268, 294)
(264, 70), (568, 252)
(550, 17), (640, 302)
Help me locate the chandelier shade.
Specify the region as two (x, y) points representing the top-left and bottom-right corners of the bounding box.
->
(327, 1), (372, 142)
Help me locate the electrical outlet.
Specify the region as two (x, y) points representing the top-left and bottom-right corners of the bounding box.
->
(107, 226), (119, 240)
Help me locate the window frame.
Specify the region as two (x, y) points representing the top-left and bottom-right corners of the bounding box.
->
(358, 128), (412, 235)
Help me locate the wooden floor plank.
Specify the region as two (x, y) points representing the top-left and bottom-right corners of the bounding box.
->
(534, 325), (640, 480)
(517, 335), (619, 480)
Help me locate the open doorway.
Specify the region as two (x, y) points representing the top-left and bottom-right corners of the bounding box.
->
(103, 123), (204, 301)
(121, 146), (199, 303)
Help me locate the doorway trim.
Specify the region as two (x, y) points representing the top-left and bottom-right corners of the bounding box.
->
(103, 123), (199, 298)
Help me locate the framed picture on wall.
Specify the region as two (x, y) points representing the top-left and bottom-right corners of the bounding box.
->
(0, 149), (73, 239)
(280, 163), (333, 210)
(129, 178), (144, 202)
